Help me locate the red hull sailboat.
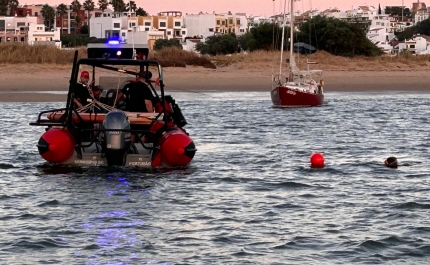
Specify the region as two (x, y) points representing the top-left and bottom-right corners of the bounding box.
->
(270, 0), (325, 108)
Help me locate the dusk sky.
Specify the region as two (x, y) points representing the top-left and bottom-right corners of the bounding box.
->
(22, 0), (416, 16)
(128, 0), (414, 16)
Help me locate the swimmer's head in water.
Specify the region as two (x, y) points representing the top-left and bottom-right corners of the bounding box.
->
(385, 156), (398, 168)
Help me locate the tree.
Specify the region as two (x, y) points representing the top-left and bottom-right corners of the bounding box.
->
(385, 6), (412, 18)
(70, 0), (81, 15)
(98, 0), (108, 13)
(70, 0), (82, 34)
(153, 39), (183, 51)
(195, 34), (239, 55)
(378, 4), (382, 15)
(80, 24), (88, 34)
(75, 15), (82, 34)
(126, 0), (136, 12)
(57, 3), (68, 33)
(41, 4), (56, 31)
(0, 0), (8, 16)
(136, 7), (148, 16)
(83, 0), (95, 34)
(8, 0), (19, 16)
(298, 16), (381, 56)
(109, 0), (125, 15)
(395, 18), (430, 41)
(238, 22), (285, 51)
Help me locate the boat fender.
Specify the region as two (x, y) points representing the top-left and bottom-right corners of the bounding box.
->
(320, 80), (324, 87)
(37, 128), (76, 163)
(159, 128), (196, 167)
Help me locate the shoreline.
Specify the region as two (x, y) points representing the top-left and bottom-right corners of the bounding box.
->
(1, 65), (429, 102)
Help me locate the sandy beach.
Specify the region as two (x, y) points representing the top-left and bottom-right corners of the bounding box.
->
(0, 63), (429, 102)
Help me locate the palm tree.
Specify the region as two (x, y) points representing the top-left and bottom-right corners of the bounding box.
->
(41, 4), (56, 31)
(136, 7), (148, 16)
(125, 0), (136, 13)
(98, 0), (108, 13)
(75, 15), (83, 34)
(56, 3), (68, 34)
(70, 0), (81, 15)
(8, 0), (19, 16)
(109, 0), (125, 16)
(83, 0), (95, 26)
(70, 0), (81, 34)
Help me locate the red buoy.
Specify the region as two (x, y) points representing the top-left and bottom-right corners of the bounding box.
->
(310, 152), (325, 168)
(158, 128), (196, 167)
(37, 128), (76, 163)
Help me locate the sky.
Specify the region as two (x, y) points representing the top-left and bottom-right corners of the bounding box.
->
(134, 0), (415, 16)
(22, 0), (417, 16)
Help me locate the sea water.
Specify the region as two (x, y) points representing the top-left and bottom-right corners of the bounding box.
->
(1, 91), (430, 264)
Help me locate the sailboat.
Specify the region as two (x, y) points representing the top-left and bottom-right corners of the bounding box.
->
(270, 0), (324, 108)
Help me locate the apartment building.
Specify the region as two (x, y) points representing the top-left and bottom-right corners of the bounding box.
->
(0, 16), (60, 46)
(184, 12), (247, 38)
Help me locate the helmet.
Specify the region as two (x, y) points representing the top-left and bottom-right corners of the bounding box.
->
(81, 71), (89, 78)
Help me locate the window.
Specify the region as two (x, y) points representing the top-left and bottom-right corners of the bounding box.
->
(129, 22), (136, 27)
(145, 21), (150, 26)
(217, 20), (220, 25)
(182, 31), (185, 34)
(35, 12), (38, 16)
(160, 21), (166, 27)
(236, 19), (240, 25)
(122, 32), (126, 36)
(229, 19), (233, 24)
(240, 29), (244, 32)
(222, 21), (225, 25)
(175, 21), (181, 27)
(410, 45), (415, 48)
(113, 23), (120, 28)
(145, 27), (149, 31)
(209, 28), (214, 32)
(17, 22), (25, 27)
(167, 31), (171, 35)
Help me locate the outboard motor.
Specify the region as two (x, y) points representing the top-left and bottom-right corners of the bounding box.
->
(99, 111), (131, 166)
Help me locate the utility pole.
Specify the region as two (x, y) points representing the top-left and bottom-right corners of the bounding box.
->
(402, 0), (404, 22)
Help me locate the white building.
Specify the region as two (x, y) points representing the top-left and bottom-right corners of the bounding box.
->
(184, 12), (248, 38)
(27, 22), (61, 47)
(366, 14), (396, 53)
(415, 8), (430, 24)
(397, 34), (430, 54)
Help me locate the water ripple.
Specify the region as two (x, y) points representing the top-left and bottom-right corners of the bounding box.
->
(1, 92), (430, 264)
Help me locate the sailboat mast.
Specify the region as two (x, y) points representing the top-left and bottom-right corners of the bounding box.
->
(289, 0), (294, 56)
(279, 0), (287, 75)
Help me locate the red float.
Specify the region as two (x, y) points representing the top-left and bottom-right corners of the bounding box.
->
(37, 128), (76, 163)
(310, 152), (325, 168)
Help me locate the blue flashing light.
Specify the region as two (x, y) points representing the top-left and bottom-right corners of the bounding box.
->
(107, 39), (120, 45)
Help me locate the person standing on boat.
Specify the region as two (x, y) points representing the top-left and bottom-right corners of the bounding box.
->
(73, 71), (92, 108)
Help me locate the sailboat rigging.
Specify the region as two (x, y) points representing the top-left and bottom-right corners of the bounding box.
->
(270, 0), (325, 108)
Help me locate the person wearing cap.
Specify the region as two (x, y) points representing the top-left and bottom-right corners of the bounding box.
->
(73, 70), (92, 108)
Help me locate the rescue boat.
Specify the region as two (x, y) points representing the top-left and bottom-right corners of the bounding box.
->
(29, 40), (197, 168)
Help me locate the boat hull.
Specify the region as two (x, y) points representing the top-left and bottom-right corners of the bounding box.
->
(271, 86), (324, 108)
